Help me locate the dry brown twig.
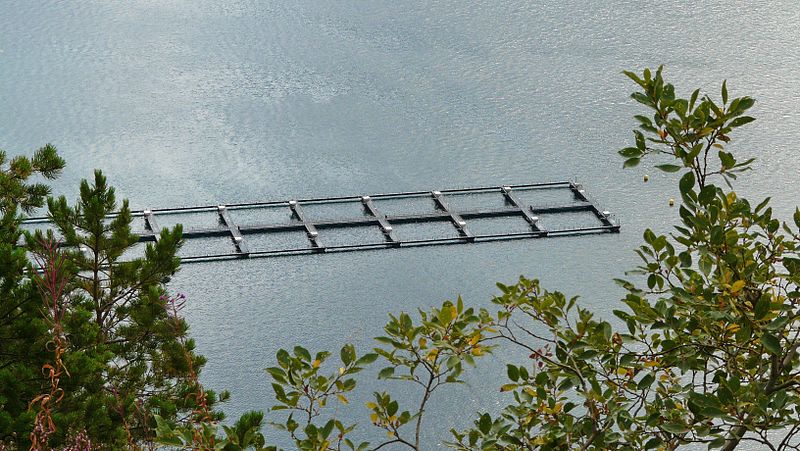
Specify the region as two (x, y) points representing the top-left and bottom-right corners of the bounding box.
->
(28, 238), (70, 450)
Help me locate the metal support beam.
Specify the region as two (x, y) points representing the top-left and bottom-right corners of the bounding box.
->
(218, 205), (249, 256)
(431, 190), (475, 242)
(569, 183), (618, 231)
(501, 186), (547, 235)
(288, 200), (324, 251)
(361, 196), (400, 246)
(143, 209), (160, 242)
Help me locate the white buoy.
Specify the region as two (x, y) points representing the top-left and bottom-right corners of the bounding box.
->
(643, 174), (649, 182)
(669, 198), (675, 207)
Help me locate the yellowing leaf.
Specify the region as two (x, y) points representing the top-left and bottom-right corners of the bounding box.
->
(542, 402), (564, 415)
(523, 387), (536, 397)
(471, 346), (484, 356)
(366, 402), (377, 410)
(312, 359), (320, 369)
(370, 412), (379, 423)
(731, 280), (746, 295)
(418, 338), (428, 349)
(337, 394), (349, 405)
(426, 349), (439, 362)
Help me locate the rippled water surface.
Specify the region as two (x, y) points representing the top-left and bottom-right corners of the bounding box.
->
(2, 1), (799, 447)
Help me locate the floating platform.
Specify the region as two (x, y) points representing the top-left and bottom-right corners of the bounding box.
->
(22, 181), (619, 264)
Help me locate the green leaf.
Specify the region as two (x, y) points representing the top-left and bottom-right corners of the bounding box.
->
(661, 422), (690, 434)
(377, 367), (395, 379)
(478, 413), (492, 434)
(623, 158), (641, 168)
(634, 130), (646, 150)
(699, 255), (712, 276)
(601, 322), (612, 341)
(721, 80), (728, 105)
(506, 364), (519, 382)
(794, 208), (800, 229)
(637, 372), (655, 389)
(698, 185), (716, 205)
(755, 197), (771, 213)
(619, 147), (643, 158)
(784, 258), (800, 275)
(767, 316), (791, 331)
(644, 437), (664, 450)
(729, 116), (755, 128)
(294, 346), (311, 362)
(321, 420), (335, 438)
(689, 88), (700, 110)
(736, 97), (755, 112)
(700, 406), (728, 418)
(754, 296), (771, 319)
(634, 115), (653, 126)
(761, 333), (781, 355)
(341, 344), (355, 366)
(356, 353), (379, 366)
(276, 349), (291, 366)
(719, 151), (735, 169)
(631, 92), (652, 106)
(266, 367), (287, 383)
(679, 171), (696, 194)
(655, 164), (681, 173)
(623, 70), (643, 86)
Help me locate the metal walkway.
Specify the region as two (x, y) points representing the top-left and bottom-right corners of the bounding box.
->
(22, 181), (619, 263)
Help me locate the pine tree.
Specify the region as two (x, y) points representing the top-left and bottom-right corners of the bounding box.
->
(29, 170), (219, 447)
(0, 145), (65, 445)
(1, 146), (221, 448)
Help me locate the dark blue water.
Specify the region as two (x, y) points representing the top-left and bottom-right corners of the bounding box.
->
(2, 1), (798, 447)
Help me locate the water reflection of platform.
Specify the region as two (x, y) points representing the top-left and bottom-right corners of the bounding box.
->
(22, 181), (619, 264)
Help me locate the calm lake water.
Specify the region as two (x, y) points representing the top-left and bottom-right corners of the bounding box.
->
(2, 1), (799, 447)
